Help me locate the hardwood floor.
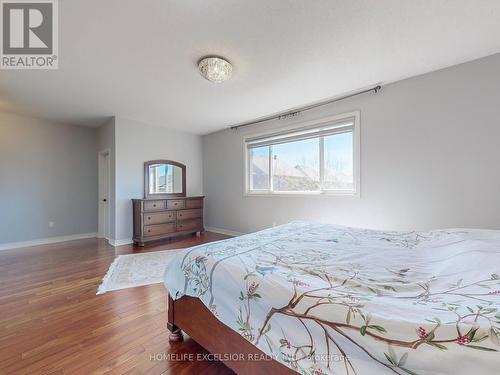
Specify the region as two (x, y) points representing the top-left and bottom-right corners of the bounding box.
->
(0, 232), (235, 375)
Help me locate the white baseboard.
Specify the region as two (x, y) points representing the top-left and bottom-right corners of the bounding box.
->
(0, 232), (98, 251)
(108, 229), (244, 246)
(205, 226), (246, 237)
(108, 238), (133, 247)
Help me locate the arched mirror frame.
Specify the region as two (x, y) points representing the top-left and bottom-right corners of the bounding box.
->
(144, 160), (186, 199)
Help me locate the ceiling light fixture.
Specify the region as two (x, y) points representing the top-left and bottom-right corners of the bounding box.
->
(198, 56), (232, 83)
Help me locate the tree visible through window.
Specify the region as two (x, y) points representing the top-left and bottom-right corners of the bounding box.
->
(249, 146), (269, 190)
(272, 138), (320, 191)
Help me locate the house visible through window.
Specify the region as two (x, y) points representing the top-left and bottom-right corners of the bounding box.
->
(245, 112), (359, 195)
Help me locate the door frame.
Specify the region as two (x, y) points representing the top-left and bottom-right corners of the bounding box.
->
(98, 149), (111, 240)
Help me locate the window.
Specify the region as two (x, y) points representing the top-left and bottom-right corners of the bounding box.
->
(245, 112), (359, 196)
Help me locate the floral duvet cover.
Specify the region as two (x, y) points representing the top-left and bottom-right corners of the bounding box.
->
(164, 221), (500, 375)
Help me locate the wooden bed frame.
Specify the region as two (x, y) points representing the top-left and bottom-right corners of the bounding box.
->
(167, 293), (294, 374)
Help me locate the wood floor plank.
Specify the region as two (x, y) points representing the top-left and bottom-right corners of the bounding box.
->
(0, 232), (234, 375)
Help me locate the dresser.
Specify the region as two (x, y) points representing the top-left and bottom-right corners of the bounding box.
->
(132, 196), (204, 246)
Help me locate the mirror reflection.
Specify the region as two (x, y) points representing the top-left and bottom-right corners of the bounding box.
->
(148, 163), (183, 194)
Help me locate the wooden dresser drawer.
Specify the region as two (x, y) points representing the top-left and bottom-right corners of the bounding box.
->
(143, 200), (166, 211)
(144, 223), (175, 237)
(167, 199), (185, 210)
(176, 209), (202, 221)
(186, 198), (203, 209)
(132, 197), (204, 246)
(176, 219), (202, 232)
(144, 211), (175, 225)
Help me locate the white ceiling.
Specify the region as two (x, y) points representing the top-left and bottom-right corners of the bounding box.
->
(1, 0), (500, 134)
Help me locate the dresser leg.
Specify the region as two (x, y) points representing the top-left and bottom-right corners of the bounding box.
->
(195, 231), (201, 237)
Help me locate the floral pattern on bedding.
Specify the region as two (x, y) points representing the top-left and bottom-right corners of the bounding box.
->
(164, 222), (500, 375)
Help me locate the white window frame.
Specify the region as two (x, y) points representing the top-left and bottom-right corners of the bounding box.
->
(244, 111), (360, 198)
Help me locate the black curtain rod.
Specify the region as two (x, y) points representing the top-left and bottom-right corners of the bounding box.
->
(230, 84), (382, 130)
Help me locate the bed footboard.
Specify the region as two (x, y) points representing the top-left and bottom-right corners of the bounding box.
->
(166, 292), (294, 375)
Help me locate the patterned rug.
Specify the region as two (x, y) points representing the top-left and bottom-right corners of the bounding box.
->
(97, 248), (185, 294)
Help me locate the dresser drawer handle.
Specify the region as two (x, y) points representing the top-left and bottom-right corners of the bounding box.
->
(174, 202), (178, 206)
(179, 213), (183, 217)
(147, 229), (151, 233)
(179, 225), (183, 229)
(147, 216), (151, 220)
(153, 204), (157, 207)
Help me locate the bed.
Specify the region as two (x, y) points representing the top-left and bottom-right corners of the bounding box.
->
(164, 221), (500, 374)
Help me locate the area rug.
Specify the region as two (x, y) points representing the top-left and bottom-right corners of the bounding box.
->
(96, 248), (185, 294)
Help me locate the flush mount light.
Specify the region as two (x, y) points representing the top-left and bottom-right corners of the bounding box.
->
(198, 56), (233, 83)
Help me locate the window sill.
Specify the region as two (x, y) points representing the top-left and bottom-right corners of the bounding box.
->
(244, 191), (359, 198)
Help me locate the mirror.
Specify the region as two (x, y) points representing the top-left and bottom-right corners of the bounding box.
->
(144, 160), (186, 198)
(148, 164), (183, 194)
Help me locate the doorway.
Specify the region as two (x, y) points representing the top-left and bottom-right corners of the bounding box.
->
(98, 149), (111, 240)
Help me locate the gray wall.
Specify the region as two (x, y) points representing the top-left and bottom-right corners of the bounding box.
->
(0, 112), (98, 244)
(203, 53), (500, 233)
(114, 117), (203, 242)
